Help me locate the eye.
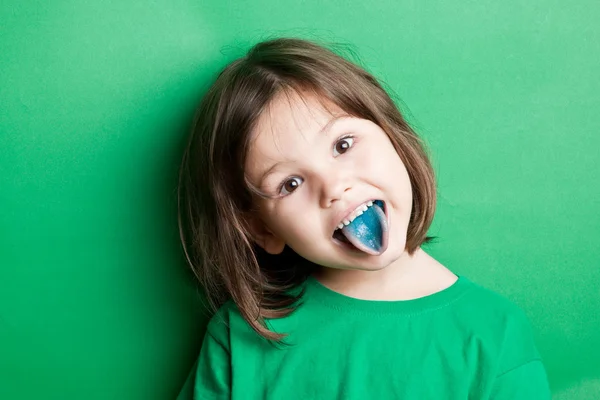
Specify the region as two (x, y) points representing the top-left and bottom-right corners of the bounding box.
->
(333, 136), (354, 156)
(279, 176), (303, 196)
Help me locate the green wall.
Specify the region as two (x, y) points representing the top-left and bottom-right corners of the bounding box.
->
(2, 1), (599, 398)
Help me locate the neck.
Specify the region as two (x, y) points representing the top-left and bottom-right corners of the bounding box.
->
(313, 247), (452, 301)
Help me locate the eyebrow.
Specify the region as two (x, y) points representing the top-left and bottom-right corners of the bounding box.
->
(257, 114), (349, 185)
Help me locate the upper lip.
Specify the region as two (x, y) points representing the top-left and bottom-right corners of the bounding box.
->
(332, 199), (377, 234)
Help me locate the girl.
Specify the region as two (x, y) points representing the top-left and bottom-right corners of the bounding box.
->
(177, 37), (551, 399)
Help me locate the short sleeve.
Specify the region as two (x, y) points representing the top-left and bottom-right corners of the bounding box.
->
(490, 359), (551, 399)
(176, 358), (198, 400)
(490, 305), (552, 399)
(193, 321), (231, 400)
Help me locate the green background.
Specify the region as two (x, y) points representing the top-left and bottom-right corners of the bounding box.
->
(1, 1), (598, 398)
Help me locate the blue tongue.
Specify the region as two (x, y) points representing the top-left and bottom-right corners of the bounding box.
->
(340, 201), (387, 255)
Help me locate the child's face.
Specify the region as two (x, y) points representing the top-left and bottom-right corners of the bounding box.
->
(244, 90), (414, 272)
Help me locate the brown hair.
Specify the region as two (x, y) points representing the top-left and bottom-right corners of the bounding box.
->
(178, 37), (437, 341)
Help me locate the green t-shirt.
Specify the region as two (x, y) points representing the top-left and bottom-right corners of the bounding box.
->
(181, 275), (551, 399)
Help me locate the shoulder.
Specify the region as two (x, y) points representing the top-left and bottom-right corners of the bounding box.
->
(456, 277), (543, 372)
(204, 300), (262, 349)
(203, 300), (239, 348)
(459, 277), (533, 327)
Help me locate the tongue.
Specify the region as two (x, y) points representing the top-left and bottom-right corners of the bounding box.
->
(340, 201), (387, 255)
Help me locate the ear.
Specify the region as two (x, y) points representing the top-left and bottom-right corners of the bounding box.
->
(245, 214), (286, 255)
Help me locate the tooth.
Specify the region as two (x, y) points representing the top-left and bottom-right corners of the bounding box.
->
(357, 210), (363, 216)
(362, 205), (368, 211)
(343, 219), (350, 225)
(367, 200), (373, 206)
(337, 223), (344, 229)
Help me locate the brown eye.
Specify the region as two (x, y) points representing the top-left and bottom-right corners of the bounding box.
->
(333, 136), (354, 156)
(280, 177), (303, 195)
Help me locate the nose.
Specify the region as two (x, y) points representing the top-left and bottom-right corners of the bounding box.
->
(319, 168), (351, 208)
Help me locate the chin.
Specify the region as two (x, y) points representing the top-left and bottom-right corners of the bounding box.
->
(328, 241), (406, 272)
(356, 249), (404, 271)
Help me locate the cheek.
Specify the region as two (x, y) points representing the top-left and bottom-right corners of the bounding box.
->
(263, 203), (311, 239)
(356, 137), (403, 175)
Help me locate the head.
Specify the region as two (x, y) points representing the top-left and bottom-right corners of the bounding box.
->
(178, 38), (437, 340)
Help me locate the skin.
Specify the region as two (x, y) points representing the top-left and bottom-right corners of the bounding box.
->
(244, 90), (457, 301)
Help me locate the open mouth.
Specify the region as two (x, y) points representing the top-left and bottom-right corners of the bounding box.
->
(332, 199), (389, 255)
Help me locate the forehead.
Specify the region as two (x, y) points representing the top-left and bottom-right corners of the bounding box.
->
(255, 90), (341, 144)
(247, 90), (343, 168)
